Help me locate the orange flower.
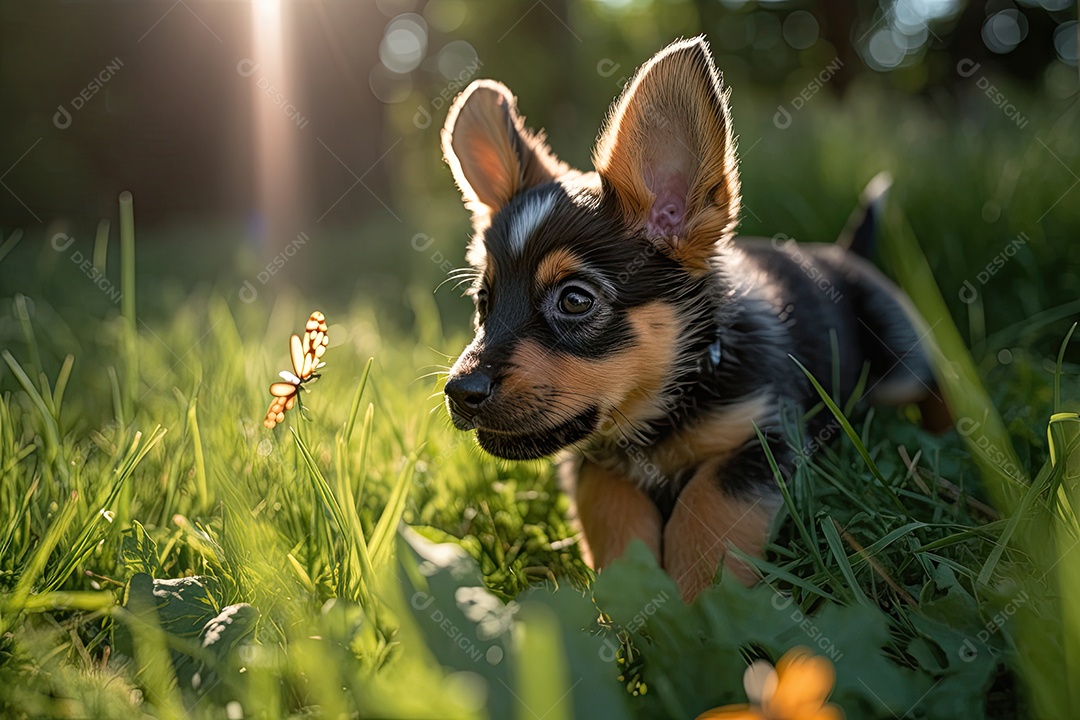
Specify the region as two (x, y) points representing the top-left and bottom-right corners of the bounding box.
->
(696, 647), (844, 720)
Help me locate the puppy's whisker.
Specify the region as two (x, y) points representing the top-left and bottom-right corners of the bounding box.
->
(435, 276), (462, 293)
(422, 347), (458, 361)
(416, 363), (452, 373)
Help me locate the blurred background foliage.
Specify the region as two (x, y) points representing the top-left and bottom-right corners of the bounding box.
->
(1, 0), (1077, 351)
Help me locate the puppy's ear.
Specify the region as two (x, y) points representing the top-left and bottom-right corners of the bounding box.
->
(442, 80), (569, 219)
(594, 37), (740, 269)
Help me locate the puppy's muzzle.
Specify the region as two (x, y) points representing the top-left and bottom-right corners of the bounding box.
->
(444, 371), (493, 419)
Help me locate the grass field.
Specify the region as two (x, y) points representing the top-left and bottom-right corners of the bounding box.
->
(1, 91), (1080, 719)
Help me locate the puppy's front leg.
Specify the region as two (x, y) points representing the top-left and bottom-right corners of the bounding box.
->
(664, 446), (784, 602)
(573, 460), (662, 570)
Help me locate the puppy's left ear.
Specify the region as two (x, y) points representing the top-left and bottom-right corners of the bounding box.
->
(594, 37), (740, 269)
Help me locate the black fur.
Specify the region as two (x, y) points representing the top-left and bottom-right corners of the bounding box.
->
(448, 176), (938, 509)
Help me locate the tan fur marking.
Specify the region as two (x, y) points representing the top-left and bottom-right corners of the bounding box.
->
(663, 464), (776, 602)
(535, 248), (582, 288)
(575, 461), (662, 568)
(502, 302), (679, 427)
(649, 394), (769, 480)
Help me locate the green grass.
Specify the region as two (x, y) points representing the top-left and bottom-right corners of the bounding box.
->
(2, 91), (1080, 718)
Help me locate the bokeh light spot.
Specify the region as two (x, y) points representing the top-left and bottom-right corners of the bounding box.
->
(1054, 21), (1078, 66)
(982, 10), (1029, 54)
(783, 11), (820, 50)
(437, 41), (480, 80)
(868, 28), (906, 68)
(380, 15), (428, 74)
(424, 0), (467, 33)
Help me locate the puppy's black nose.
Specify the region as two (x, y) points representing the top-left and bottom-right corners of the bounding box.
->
(445, 372), (492, 413)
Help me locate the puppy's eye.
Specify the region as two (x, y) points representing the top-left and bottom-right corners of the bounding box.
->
(557, 286), (595, 316)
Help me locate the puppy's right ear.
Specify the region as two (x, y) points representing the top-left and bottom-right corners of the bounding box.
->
(442, 80), (569, 220)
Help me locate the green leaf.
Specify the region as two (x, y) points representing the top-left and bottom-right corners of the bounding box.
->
(398, 528), (515, 718)
(200, 603), (259, 654)
(591, 541), (984, 719)
(397, 529), (629, 720)
(515, 586), (631, 720)
(177, 603), (260, 696)
(114, 573), (219, 658)
(113, 573), (259, 705)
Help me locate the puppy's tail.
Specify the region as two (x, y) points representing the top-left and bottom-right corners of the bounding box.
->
(837, 171), (892, 260)
(836, 171), (953, 433)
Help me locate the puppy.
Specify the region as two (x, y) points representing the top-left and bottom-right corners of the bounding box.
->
(440, 37), (943, 601)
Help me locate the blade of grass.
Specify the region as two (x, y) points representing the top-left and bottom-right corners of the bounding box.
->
(334, 379), (378, 598)
(514, 603), (571, 720)
(355, 404), (375, 504)
(2, 350), (61, 468)
(108, 365), (125, 432)
(93, 219), (110, 275)
(52, 354), (75, 421)
(45, 427), (167, 592)
(0, 477), (39, 564)
(833, 518), (919, 608)
(18, 591), (115, 613)
(791, 356), (905, 512)
(1054, 323), (1077, 413)
(119, 191), (137, 423)
(977, 459), (1054, 587)
(728, 547), (843, 603)
(881, 205), (1027, 509)
(344, 358), (374, 444)
(914, 521), (1007, 553)
(753, 424), (830, 579)
(2, 491), (80, 630)
(187, 396), (209, 512)
(0, 228), (23, 264)
(851, 521), (931, 564)
(292, 429), (363, 591)
(115, 595), (185, 720)
(370, 453), (418, 568)
(13, 294), (42, 379)
(821, 517), (874, 608)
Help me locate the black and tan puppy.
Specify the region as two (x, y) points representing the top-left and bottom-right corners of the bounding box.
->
(441, 37), (943, 601)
